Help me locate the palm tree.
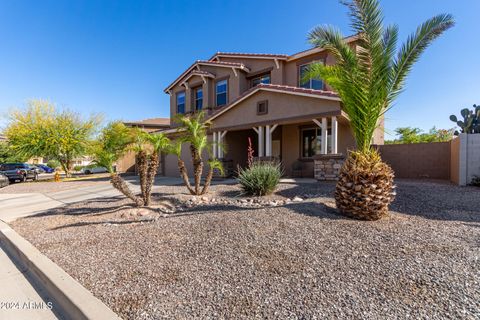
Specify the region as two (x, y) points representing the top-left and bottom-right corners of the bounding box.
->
(130, 128), (150, 203)
(143, 132), (170, 206)
(174, 112), (223, 195)
(305, 0), (454, 220)
(92, 122), (143, 206)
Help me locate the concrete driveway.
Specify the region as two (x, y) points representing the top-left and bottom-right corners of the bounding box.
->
(0, 184), (122, 222)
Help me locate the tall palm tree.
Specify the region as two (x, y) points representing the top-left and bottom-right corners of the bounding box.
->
(306, 0), (454, 220)
(175, 112), (223, 195)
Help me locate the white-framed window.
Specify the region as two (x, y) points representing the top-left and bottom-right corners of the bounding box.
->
(299, 61), (324, 90)
(216, 79), (228, 106)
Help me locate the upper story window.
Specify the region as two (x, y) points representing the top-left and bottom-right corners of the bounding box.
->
(194, 87), (203, 111)
(176, 91), (185, 114)
(216, 79), (228, 107)
(299, 61), (324, 90)
(252, 74), (271, 87)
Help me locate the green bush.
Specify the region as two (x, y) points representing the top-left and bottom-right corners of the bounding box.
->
(74, 165), (84, 172)
(237, 162), (282, 196)
(46, 159), (60, 169)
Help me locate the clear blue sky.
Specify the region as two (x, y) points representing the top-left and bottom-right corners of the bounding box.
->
(0, 0), (478, 138)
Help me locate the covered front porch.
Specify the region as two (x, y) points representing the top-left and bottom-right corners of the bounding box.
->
(211, 114), (352, 179)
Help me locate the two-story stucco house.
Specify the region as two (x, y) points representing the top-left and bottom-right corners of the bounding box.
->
(161, 35), (384, 179)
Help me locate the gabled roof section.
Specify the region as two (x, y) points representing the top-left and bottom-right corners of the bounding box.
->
(209, 52), (288, 61)
(164, 60), (250, 93)
(207, 84), (340, 121)
(287, 34), (359, 61)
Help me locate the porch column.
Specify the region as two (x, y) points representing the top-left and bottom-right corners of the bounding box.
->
(331, 116), (338, 154)
(265, 124), (278, 157)
(258, 126), (264, 157)
(212, 132), (218, 158)
(218, 130), (227, 158)
(321, 117), (328, 154)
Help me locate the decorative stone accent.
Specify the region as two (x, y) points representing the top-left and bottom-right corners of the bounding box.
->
(313, 154), (345, 181)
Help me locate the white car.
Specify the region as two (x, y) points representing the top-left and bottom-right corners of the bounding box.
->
(81, 166), (108, 174)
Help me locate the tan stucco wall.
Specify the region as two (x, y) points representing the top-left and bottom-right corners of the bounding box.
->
(211, 91), (341, 130)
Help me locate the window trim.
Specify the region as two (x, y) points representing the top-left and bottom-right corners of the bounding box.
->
(298, 60), (325, 90)
(256, 100), (268, 115)
(215, 78), (228, 107)
(176, 91), (186, 114)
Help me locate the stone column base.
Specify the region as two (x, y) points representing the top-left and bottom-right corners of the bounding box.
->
(313, 154), (345, 181)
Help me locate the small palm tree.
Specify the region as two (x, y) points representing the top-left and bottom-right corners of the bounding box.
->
(143, 132), (170, 205)
(306, 0), (454, 220)
(92, 122), (143, 206)
(174, 112), (223, 195)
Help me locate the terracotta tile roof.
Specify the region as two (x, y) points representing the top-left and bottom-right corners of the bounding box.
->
(124, 117), (170, 127)
(209, 52), (288, 61)
(196, 60), (249, 69)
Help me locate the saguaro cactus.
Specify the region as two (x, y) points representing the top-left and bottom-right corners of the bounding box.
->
(450, 104), (480, 134)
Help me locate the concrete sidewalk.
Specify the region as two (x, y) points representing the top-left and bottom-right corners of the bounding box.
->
(0, 240), (57, 320)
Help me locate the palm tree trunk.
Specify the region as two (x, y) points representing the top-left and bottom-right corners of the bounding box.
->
(177, 159), (196, 195)
(200, 166), (214, 195)
(137, 150), (148, 203)
(144, 152), (160, 206)
(190, 145), (203, 195)
(111, 173), (143, 206)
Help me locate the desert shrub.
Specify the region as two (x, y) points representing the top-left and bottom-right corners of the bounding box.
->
(238, 162), (282, 196)
(46, 159), (60, 169)
(470, 175), (480, 187)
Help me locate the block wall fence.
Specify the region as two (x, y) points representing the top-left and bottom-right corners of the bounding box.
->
(374, 133), (480, 186)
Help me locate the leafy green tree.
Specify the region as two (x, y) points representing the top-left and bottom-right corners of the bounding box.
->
(0, 142), (27, 163)
(305, 0), (454, 220)
(5, 100), (100, 177)
(385, 127), (454, 144)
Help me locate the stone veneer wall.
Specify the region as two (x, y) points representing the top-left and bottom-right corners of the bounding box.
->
(314, 155), (345, 181)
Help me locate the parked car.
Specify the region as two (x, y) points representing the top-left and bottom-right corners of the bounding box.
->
(0, 163), (38, 182)
(30, 165), (45, 174)
(81, 166), (108, 174)
(0, 173), (9, 188)
(36, 164), (55, 173)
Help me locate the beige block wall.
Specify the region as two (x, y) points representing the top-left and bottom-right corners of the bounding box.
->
(376, 142), (451, 180)
(450, 137), (460, 184)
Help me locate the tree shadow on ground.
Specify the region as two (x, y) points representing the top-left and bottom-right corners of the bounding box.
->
(274, 180), (480, 223)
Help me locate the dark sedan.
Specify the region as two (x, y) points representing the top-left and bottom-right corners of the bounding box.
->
(0, 163), (38, 182)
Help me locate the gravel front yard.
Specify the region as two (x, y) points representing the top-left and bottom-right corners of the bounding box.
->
(10, 180), (480, 319)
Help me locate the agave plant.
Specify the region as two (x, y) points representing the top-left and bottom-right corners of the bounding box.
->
(174, 111), (223, 195)
(306, 0), (454, 220)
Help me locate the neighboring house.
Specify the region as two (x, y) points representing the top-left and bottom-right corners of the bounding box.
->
(161, 35), (384, 179)
(116, 118), (171, 173)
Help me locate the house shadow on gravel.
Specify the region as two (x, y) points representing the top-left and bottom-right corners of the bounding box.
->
(274, 180), (480, 224)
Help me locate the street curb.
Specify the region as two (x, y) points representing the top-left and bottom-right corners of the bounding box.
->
(0, 220), (121, 320)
